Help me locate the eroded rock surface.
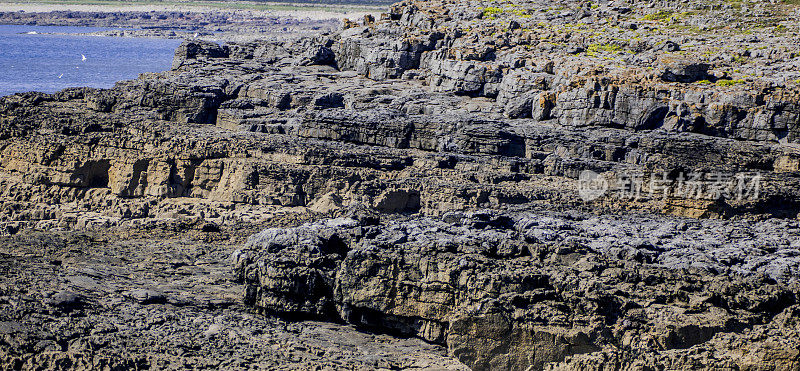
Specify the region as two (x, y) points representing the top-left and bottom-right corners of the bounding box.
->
(237, 211), (800, 369)
(3, 0), (800, 369)
(0, 219), (467, 370)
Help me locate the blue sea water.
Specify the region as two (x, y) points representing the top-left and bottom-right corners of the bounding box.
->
(0, 25), (182, 97)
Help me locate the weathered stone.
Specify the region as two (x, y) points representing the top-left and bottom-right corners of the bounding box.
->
(3, 0), (800, 369)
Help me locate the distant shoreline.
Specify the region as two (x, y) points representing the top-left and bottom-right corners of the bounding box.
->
(0, 1), (384, 20)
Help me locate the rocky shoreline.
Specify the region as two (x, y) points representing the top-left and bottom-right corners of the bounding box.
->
(0, 7), (357, 40)
(2, 0), (800, 369)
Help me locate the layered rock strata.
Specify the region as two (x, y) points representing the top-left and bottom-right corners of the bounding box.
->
(3, 0), (800, 369)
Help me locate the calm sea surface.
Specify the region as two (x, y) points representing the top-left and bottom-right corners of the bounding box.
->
(0, 25), (182, 97)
